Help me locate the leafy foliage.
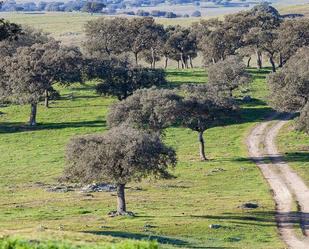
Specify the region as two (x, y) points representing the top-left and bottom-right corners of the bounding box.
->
(107, 87), (182, 132)
(208, 55), (252, 96)
(268, 47), (309, 133)
(95, 67), (166, 100)
(0, 18), (21, 41)
(63, 125), (177, 185)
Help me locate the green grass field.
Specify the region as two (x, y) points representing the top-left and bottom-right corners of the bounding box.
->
(277, 122), (309, 185)
(0, 68), (286, 248)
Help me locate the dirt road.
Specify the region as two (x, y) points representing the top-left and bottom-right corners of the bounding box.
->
(247, 113), (309, 249)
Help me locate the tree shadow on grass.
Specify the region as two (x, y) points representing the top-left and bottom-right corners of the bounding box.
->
(233, 151), (309, 164)
(190, 211), (309, 231)
(0, 120), (106, 134)
(84, 230), (188, 247)
(84, 230), (230, 249)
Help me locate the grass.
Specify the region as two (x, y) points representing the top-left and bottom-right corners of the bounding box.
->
(0, 68), (285, 248)
(0, 237), (158, 249)
(277, 122), (309, 185)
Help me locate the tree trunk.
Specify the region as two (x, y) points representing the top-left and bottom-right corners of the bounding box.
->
(116, 184), (126, 214)
(151, 47), (155, 69)
(164, 57), (168, 69)
(198, 131), (207, 161)
(185, 58), (189, 69)
(134, 52), (138, 66)
(278, 53), (283, 68)
(190, 56), (193, 68)
(29, 103), (37, 126)
(44, 89), (49, 108)
(180, 52), (185, 69)
(256, 50), (262, 69)
(247, 57), (251, 68)
(269, 55), (276, 72)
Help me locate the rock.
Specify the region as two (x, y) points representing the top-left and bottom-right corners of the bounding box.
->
(206, 168), (226, 176)
(108, 211), (135, 217)
(209, 224), (222, 229)
(47, 185), (74, 193)
(81, 183), (116, 193)
(240, 202), (259, 209)
(242, 95), (252, 102)
(144, 224), (157, 229)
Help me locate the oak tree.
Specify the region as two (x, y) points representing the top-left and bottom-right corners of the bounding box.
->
(179, 84), (236, 160)
(107, 87), (181, 132)
(95, 66), (166, 100)
(0, 41), (83, 125)
(268, 47), (309, 133)
(63, 125), (177, 215)
(208, 55), (252, 97)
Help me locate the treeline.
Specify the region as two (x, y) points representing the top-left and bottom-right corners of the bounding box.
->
(0, 0), (192, 17)
(0, 0), (250, 13)
(84, 3), (309, 72)
(0, 0), (106, 13)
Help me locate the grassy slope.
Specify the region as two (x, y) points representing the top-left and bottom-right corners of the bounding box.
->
(0, 68), (284, 248)
(277, 123), (309, 185)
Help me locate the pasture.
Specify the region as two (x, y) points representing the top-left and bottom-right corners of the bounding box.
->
(0, 68), (286, 248)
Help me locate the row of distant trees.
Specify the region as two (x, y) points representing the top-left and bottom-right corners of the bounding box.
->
(0, 0), (200, 14)
(84, 3), (309, 73)
(0, 0), (107, 13)
(0, 1), (200, 17)
(0, 0), (249, 13)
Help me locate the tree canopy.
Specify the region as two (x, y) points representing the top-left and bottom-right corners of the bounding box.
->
(63, 125), (177, 215)
(268, 47), (309, 133)
(179, 84), (237, 160)
(95, 66), (166, 100)
(0, 41), (83, 125)
(107, 87), (181, 132)
(208, 55), (252, 96)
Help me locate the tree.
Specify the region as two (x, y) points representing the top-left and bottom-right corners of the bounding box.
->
(198, 24), (235, 64)
(62, 125), (177, 215)
(84, 17), (130, 58)
(245, 28), (278, 72)
(267, 47), (309, 134)
(96, 66), (166, 100)
(179, 84), (236, 160)
(0, 41), (83, 126)
(107, 87), (181, 132)
(81, 1), (105, 14)
(208, 55), (252, 97)
(0, 26), (50, 57)
(127, 17), (165, 65)
(0, 19), (21, 41)
(241, 4), (282, 70)
(164, 25), (197, 68)
(191, 10), (201, 17)
(275, 19), (309, 67)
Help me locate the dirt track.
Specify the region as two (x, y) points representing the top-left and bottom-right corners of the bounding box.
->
(247, 113), (309, 249)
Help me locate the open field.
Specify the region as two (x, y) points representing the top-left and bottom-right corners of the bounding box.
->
(0, 68), (286, 248)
